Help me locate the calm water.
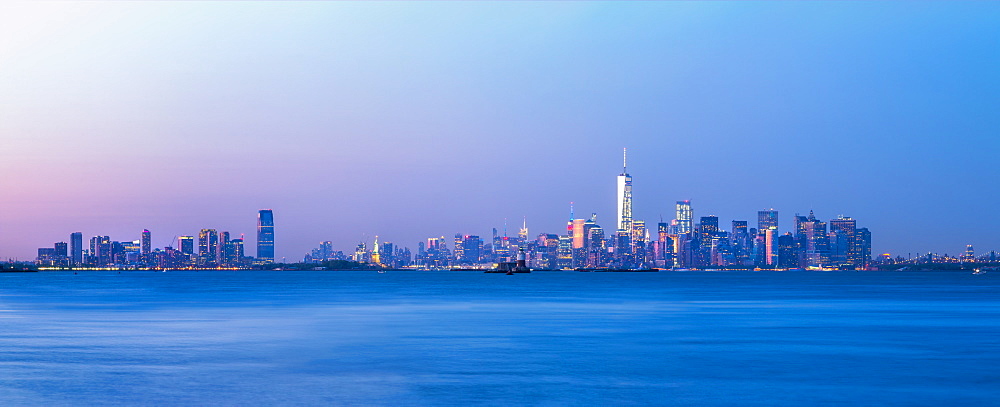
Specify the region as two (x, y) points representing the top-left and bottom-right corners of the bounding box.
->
(0, 270), (997, 406)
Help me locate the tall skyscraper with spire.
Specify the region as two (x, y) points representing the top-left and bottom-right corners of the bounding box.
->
(616, 148), (633, 234)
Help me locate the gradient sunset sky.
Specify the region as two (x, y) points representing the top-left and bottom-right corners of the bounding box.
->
(1, 2), (998, 261)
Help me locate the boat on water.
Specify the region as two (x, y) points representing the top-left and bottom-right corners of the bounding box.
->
(972, 268), (988, 275)
(0, 264), (38, 273)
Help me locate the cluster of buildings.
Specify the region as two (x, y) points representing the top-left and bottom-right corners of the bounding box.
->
(304, 151), (879, 271)
(35, 151), (991, 271)
(35, 210), (275, 269)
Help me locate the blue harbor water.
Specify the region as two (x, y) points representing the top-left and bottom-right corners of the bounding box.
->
(1, 270), (997, 405)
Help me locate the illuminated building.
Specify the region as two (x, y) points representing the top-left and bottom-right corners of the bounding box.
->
(857, 228), (871, 268)
(617, 148), (633, 234)
(453, 234), (464, 262)
(765, 228), (778, 266)
(70, 232), (83, 266)
(758, 209), (779, 232)
(232, 238), (245, 263)
(198, 229), (219, 266)
(257, 209), (275, 263)
(675, 200), (693, 234)
(731, 220), (751, 265)
(353, 242), (369, 263)
(141, 229), (151, 258)
(218, 231), (231, 265)
(655, 221), (669, 268)
(54, 242), (68, 262)
(178, 236), (195, 256)
(612, 149), (635, 267)
(962, 244), (975, 263)
(381, 241), (394, 267)
(458, 235), (483, 264)
(572, 219), (586, 249)
(696, 216), (719, 267)
(830, 216), (860, 268)
(632, 220), (648, 267)
(801, 211), (830, 267)
(586, 215), (606, 268)
(90, 236), (111, 266)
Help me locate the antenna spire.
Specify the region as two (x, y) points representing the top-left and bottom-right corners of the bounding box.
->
(623, 147), (627, 173)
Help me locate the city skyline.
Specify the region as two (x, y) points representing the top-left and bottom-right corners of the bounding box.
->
(7, 148), (998, 262)
(2, 2), (999, 260)
(25, 151), (996, 268)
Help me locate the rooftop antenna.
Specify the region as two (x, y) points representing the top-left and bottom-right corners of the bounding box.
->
(623, 147), (627, 173)
(570, 202), (575, 221)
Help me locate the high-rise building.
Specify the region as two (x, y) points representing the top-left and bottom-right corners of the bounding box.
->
(731, 220), (751, 265)
(758, 209), (779, 232)
(697, 216), (719, 267)
(572, 219), (586, 249)
(801, 211), (830, 267)
(765, 228), (778, 266)
(655, 221), (670, 268)
(54, 242), (68, 266)
(381, 242), (395, 267)
(90, 236), (111, 266)
(458, 235), (483, 264)
(675, 200), (693, 234)
(257, 209), (275, 263)
(830, 216), (860, 268)
(857, 228), (871, 268)
(616, 148), (633, 235)
(777, 233), (797, 269)
(178, 236), (195, 256)
(141, 229), (151, 256)
(198, 229), (219, 265)
(453, 234), (464, 262)
(232, 238), (245, 264)
(217, 231), (231, 265)
(70, 232), (83, 266)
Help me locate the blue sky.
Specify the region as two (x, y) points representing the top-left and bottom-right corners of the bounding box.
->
(1, 2), (998, 260)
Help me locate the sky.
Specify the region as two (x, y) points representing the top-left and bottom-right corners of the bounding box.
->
(1, 1), (998, 261)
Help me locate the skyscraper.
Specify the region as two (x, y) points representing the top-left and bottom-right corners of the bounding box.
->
(675, 200), (693, 234)
(70, 232), (83, 266)
(758, 209), (779, 232)
(178, 236), (195, 256)
(697, 216), (719, 267)
(829, 216), (860, 267)
(257, 209), (275, 263)
(141, 229), (151, 256)
(857, 228), (871, 268)
(198, 229), (219, 265)
(616, 148), (633, 234)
